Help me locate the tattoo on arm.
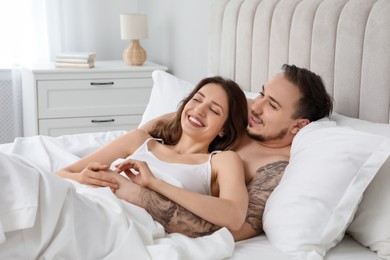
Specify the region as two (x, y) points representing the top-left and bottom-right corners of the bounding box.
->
(140, 188), (220, 238)
(137, 160), (287, 238)
(245, 160), (288, 235)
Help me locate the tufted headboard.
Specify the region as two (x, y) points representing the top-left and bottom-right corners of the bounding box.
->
(208, 0), (390, 123)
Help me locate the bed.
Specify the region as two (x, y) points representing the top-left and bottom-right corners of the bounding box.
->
(1, 0), (390, 259)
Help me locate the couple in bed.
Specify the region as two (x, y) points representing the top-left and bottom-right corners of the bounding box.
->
(57, 64), (333, 241)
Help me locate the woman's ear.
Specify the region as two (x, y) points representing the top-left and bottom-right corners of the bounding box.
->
(219, 130), (224, 137)
(291, 119), (310, 135)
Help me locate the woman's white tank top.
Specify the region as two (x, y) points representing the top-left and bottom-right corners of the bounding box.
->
(124, 138), (217, 195)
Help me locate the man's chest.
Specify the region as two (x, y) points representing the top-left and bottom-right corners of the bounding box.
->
(236, 148), (289, 184)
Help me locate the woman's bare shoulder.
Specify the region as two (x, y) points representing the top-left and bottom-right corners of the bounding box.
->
(212, 151), (243, 168)
(214, 150), (241, 159)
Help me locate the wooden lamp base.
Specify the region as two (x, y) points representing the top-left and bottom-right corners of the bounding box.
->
(123, 39), (147, 66)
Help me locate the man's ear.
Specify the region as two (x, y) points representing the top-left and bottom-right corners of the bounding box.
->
(291, 119), (310, 135)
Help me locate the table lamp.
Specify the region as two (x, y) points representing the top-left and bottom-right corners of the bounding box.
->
(120, 13), (148, 66)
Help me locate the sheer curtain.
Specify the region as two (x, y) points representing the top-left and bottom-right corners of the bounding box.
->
(0, 0), (50, 68)
(0, 0), (135, 143)
(0, 0), (53, 143)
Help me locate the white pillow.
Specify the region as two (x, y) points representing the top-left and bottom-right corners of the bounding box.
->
(138, 70), (194, 127)
(243, 90), (259, 99)
(332, 113), (390, 259)
(263, 119), (390, 260)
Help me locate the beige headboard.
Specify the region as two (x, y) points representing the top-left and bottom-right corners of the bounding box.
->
(208, 0), (390, 123)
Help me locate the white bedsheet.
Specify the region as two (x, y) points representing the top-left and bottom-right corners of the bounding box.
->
(230, 234), (381, 260)
(0, 132), (382, 260)
(0, 132), (234, 260)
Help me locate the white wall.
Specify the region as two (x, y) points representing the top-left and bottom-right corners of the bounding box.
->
(46, 0), (138, 61)
(2, 1), (210, 84)
(138, 0), (211, 84)
(58, 0), (211, 84)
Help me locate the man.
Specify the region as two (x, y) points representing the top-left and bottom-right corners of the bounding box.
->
(128, 64), (333, 241)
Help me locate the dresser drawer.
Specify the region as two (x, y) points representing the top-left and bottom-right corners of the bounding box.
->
(38, 114), (141, 137)
(37, 78), (152, 118)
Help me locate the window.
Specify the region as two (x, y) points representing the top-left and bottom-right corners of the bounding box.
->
(0, 0), (49, 68)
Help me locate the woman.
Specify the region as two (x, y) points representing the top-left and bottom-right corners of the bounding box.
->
(57, 76), (249, 232)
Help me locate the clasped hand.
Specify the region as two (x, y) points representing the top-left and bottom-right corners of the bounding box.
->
(112, 159), (156, 204)
(77, 162), (118, 192)
(114, 159), (156, 189)
(77, 160), (155, 203)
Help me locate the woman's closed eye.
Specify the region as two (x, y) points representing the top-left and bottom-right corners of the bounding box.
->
(210, 106), (220, 115)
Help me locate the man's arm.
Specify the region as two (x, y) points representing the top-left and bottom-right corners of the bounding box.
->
(231, 160), (288, 241)
(135, 160), (288, 240)
(139, 188), (221, 237)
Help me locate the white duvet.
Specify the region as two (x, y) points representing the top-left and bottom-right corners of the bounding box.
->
(0, 132), (234, 260)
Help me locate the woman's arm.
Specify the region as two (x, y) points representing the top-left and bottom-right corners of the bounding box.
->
(56, 129), (148, 189)
(116, 151), (248, 231)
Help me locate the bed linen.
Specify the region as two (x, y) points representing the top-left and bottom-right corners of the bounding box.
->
(0, 133), (234, 260)
(0, 130), (386, 260)
(231, 234), (381, 260)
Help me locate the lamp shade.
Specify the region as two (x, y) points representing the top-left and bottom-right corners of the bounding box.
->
(120, 14), (148, 40)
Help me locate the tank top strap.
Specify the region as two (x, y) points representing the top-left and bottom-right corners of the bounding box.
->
(207, 150), (221, 163)
(145, 137), (164, 145)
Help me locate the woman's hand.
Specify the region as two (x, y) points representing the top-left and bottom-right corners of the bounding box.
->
(76, 162), (118, 190)
(114, 159), (156, 189)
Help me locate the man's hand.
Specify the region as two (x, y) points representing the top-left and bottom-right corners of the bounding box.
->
(110, 172), (142, 204)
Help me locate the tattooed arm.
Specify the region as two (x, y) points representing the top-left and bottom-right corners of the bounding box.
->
(140, 188), (221, 237)
(230, 160), (288, 241)
(112, 170), (219, 237)
(113, 160), (287, 239)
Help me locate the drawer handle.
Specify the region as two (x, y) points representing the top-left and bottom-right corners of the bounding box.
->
(91, 119), (115, 123)
(90, 82), (114, 86)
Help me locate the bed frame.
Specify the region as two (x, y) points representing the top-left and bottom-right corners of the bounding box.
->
(208, 0), (390, 123)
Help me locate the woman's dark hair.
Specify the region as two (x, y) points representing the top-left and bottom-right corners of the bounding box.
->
(149, 76), (248, 152)
(282, 64), (333, 121)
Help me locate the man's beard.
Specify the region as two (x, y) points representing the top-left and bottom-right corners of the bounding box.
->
(246, 127), (288, 142)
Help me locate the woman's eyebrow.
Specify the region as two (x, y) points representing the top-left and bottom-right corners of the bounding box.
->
(196, 90), (224, 110)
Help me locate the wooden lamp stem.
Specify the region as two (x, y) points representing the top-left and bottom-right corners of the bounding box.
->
(123, 39), (146, 66)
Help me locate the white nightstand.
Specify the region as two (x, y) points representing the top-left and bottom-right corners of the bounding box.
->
(21, 60), (167, 137)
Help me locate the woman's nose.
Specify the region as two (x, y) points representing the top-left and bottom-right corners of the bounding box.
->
(194, 103), (207, 116)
